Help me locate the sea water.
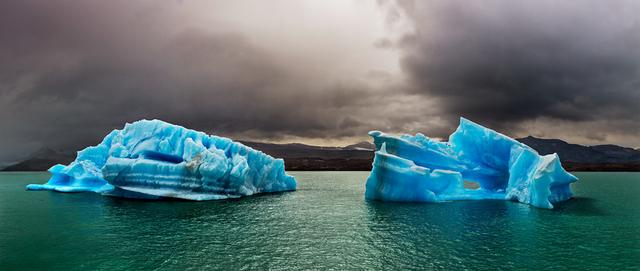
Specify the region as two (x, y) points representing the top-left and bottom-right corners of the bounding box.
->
(1, 172), (638, 270)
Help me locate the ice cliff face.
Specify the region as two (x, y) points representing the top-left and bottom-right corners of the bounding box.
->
(366, 118), (578, 209)
(26, 120), (297, 200)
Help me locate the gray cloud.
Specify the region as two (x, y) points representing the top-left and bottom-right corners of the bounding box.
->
(0, 0), (423, 164)
(1, 0), (639, 165)
(388, 0), (640, 138)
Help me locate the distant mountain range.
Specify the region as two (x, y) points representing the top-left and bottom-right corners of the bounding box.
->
(1, 148), (76, 172)
(2, 136), (639, 172)
(517, 136), (640, 171)
(239, 141), (375, 171)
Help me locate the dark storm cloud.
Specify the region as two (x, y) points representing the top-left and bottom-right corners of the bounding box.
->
(0, 0), (415, 164)
(1, 0), (639, 165)
(388, 0), (640, 133)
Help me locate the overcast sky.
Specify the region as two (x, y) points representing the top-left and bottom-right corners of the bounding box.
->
(1, 0), (639, 164)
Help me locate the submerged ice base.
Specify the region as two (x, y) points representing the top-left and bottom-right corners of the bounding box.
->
(366, 118), (578, 209)
(27, 120), (297, 200)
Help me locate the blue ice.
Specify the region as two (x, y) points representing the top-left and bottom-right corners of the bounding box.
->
(365, 118), (578, 209)
(27, 120), (297, 200)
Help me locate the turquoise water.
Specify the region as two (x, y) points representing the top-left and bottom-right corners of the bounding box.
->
(1, 172), (638, 270)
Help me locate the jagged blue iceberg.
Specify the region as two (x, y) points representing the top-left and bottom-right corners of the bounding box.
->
(366, 118), (578, 209)
(27, 120), (297, 200)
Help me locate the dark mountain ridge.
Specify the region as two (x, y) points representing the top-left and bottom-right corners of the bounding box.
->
(517, 136), (640, 164)
(2, 137), (638, 172)
(1, 148), (76, 172)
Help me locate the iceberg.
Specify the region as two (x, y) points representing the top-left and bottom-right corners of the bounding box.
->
(27, 120), (297, 200)
(365, 118), (578, 209)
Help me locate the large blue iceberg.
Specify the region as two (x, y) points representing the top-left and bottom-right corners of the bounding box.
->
(27, 120), (297, 200)
(365, 118), (578, 209)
